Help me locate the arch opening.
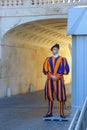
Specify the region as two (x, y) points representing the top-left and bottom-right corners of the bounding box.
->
(1, 18), (72, 97)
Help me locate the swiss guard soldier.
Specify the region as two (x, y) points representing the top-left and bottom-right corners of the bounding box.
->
(43, 44), (70, 118)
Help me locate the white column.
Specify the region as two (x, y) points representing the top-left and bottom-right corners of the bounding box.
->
(67, 6), (87, 113)
(0, 20), (2, 60)
(72, 35), (87, 112)
(0, 45), (1, 60)
(39, 0), (42, 5)
(34, 0), (37, 5)
(43, 0), (47, 5)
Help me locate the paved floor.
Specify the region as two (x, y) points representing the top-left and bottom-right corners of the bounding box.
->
(0, 91), (72, 130)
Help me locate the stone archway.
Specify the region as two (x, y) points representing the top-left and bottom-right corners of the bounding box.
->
(0, 18), (71, 97)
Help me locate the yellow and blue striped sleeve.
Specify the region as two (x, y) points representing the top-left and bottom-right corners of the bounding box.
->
(43, 57), (49, 75)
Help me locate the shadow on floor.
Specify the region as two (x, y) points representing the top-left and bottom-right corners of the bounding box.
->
(0, 91), (71, 130)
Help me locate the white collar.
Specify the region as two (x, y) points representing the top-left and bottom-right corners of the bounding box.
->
(54, 54), (59, 58)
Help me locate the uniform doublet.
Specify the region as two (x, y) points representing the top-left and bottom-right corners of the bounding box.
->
(43, 56), (70, 102)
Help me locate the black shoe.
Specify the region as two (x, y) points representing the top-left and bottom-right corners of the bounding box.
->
(44, 113), (53, 118)
(60, 115), (66, 118)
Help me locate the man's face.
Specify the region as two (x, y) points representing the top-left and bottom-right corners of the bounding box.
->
(52, 47), (58, 55)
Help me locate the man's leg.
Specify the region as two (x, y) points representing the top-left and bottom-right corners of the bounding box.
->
(58, 102), (65, 118)
(44, 99), (53, 117)
(48, 99), (53, 115)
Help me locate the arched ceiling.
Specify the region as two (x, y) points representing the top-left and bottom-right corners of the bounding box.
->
(3, 18), (71, 48)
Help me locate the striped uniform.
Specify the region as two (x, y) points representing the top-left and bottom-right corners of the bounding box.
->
(43, 56), (70, 102)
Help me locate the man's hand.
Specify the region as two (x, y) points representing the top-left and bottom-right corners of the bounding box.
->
(51, 75), (58, 81)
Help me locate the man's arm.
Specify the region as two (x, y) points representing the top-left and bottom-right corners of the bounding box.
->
(43, 57), (54, 79)
(53, 58), (70, 80)
(59, 58), (70, 75)
(43, 57), (49, 75)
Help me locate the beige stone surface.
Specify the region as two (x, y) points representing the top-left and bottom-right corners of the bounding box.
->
(0, 19), (71, 97)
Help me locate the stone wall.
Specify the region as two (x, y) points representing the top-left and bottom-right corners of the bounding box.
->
(0, 43), (71, 97)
